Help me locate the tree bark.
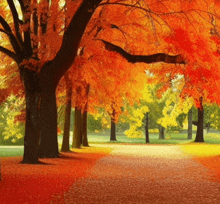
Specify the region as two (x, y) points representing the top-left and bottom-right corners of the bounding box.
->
(72, 107), (82, 148)
(61, 83), (72, 152)
(159, 125), (165, 139)
(188, 108), (193, 139)
(21, 69), (40, 164)
(195, 98), (204, 142)
(38, 85), (59, 158)
(145, 112), (150, 143)
(21, 67), (59, 162)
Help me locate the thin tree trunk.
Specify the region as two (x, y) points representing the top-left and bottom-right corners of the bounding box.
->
(82, 84), (90, 147)
(159, 125), (165, 139)
(61, 85), (72, 152)
(72, 107), (82, 148)
(82, 110), (89, 146)
(110, 107), (117, 141)
(145, 112), (150, 143)
(110, 118), (116, 141)
(188, 108), (193, 139)
(195, 98), (204, 142)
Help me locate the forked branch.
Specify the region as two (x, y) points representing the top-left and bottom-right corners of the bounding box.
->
(0, 46), (20, 63)
(0, 15), (21, 55)
(7, 0), (23, 45)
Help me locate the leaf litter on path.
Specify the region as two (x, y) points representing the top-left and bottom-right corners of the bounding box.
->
(0, 147), (111, 204)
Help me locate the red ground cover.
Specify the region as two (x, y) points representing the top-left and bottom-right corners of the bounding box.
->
(0, 152), (108, 204)
(194, 156), (220, 182)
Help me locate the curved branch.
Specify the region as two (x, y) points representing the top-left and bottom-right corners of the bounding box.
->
(0, 46), (20, 64)
(101, 40), (185, 64)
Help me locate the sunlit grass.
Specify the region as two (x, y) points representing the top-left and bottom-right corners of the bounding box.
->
(180, 143), (220, 157)
(85, 133), (195, 144)
(70, 146), (112, 154)
(0, 146), (23, 157)
(2, 132), (220, 157)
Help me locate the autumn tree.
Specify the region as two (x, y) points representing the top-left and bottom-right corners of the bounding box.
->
(0, 0), (102, 163)
(2, 0), (215, 163)
(104, 1), (220, 143)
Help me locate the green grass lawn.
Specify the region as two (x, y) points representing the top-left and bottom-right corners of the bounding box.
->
(0, 146), (24, 157)
(1, 132), (220, 157)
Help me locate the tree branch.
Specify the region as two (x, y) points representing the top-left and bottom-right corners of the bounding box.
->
(101, 40), (185, 64)
(0, 28), (10, 35)
(0, 46), (20, 63)
(17, 0), (25, 12)
(20, 1), (33, 57)
(0, 15), (22, 55)
(46, 0), (102, 86)
(7, 0), (23, 45)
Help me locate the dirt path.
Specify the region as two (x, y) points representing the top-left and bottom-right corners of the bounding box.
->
(64, 144), (220, 204)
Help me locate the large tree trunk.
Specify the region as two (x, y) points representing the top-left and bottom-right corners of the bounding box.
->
(145, 112), (150, 143)
(188, 108), (193, 139)
(20, 0), (102, 163)
(21, 69), (40, 164)
(21, 67), (59, 162)
(195, 98), (204, 142)
(159, 125), (165, 139)
(38, 85), (59, 158)
(72, 107), (82, 148)
(61, 85), (72, 152)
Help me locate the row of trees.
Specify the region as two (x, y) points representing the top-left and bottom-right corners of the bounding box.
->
(1, 0), (220, 163)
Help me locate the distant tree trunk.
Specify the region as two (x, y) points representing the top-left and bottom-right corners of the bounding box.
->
(110, 108), (117, 141)
(82, 110), (89, 146)
(188, 108), (193, 139)
(72, 107), (82, 148)
(205, 123), (211, 133)
(110, 119), (116, 141)
(159, 125), (165, 139)
(195, 98), (204, 142)
(82, 84), (90, 147)
(145, 112), (150, 143)
(61, 79), (72, 152)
